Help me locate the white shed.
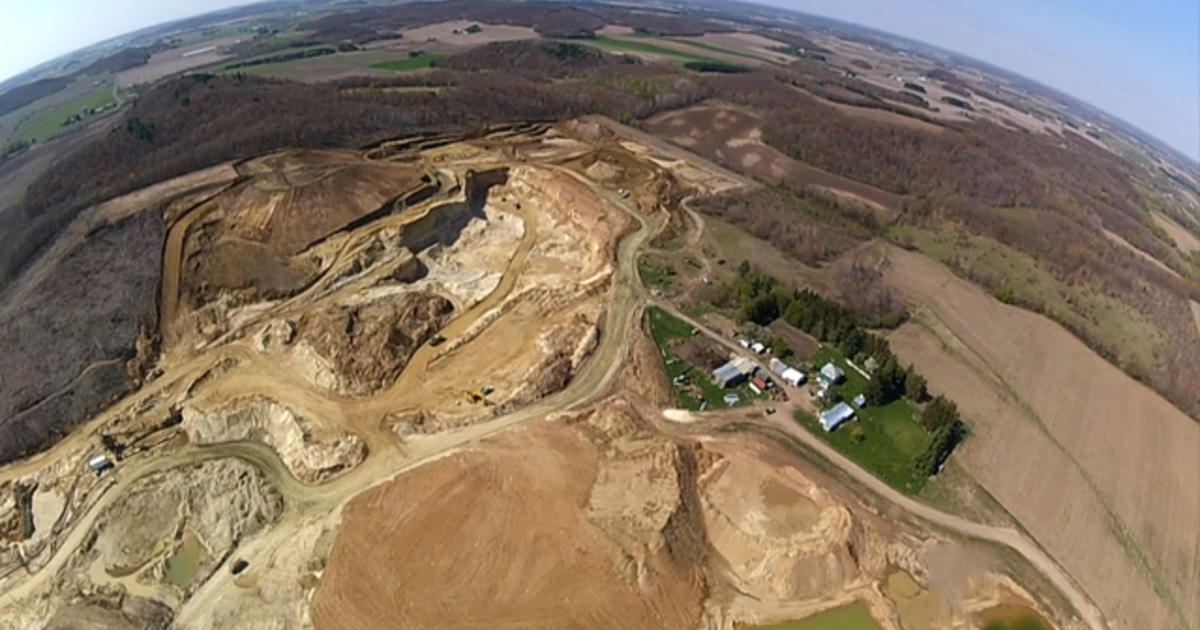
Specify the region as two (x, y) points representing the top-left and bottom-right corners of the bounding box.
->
(781, 367), (805, 387)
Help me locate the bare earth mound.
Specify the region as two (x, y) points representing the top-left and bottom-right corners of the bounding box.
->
(312, 423), (705, 630)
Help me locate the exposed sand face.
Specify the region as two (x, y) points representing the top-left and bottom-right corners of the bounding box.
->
(876, 243), (1200, 630)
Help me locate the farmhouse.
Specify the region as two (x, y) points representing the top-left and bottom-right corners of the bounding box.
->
(781, 367), (805, 387)
(818, 362), (845, 386)
(819, 402), (855, 432)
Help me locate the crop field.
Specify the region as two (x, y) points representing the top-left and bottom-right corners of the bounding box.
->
(876, 242), (1200, 630)
(802, 346), (932, 494)
(370, 53), (441, 72)
(648, 307), (760, 410)
(576, 36), (718, 65)
(7, 84), (117, 145)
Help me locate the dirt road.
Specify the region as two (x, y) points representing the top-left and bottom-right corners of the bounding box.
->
(656, 304), (1110, 630)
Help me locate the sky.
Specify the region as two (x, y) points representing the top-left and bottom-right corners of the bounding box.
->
(0, 0), (1197, 160)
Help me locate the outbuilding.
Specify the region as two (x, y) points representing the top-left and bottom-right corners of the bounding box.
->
(713, 362), (747, 389)
(781, 367), (805, 387)
(852, 393), (867, 408)
(769, 357), (788, 375)
(87, 453), (114, 476)
(750, 342), (766, 355)
(819, 402), (855, 432)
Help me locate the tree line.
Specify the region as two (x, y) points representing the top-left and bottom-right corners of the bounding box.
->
(721, 264), (967, 476)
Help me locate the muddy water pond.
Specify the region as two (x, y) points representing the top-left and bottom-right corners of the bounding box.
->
(166, 533), (209, 588)
(744, 602), (883, 630)
(980, 604), (1054, 630)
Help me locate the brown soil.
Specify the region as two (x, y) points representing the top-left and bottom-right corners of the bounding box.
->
(299, 291), (454, 396)
(873, 243), (1200, 630)
(312, 422), (705, 630)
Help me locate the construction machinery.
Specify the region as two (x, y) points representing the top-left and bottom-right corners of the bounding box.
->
(463, 390), (491, 405)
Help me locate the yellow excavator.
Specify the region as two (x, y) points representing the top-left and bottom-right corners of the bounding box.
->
(463, 389), (490, 405)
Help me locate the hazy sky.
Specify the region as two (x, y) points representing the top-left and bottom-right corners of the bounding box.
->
(1, 0), (1197, 159)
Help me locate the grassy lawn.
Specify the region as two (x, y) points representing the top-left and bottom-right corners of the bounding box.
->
(802, 345), (932, 494)
(9, 84), (117, 145)
(648, 307), (761, 411)
(371, 53), (441, 72)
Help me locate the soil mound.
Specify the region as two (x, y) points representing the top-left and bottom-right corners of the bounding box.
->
(298, 292), (454, 396)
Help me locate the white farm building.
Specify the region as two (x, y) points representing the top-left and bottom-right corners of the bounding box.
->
(819, 402), (855, 432)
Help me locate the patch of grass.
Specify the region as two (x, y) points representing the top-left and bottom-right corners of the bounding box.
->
(9, 84), (117, 145)
(648, 307), (760, 410)
(371, 53), (441, 72)
(638, 256), (676, 291)
(802, 344), (931, 494)
(743, 602), (882, 630)
(659, 37), (773, 64)
(577, 36), (715, 65)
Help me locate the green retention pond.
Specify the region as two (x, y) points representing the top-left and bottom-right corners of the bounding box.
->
(980, 605), (1055, 630)
(743, 602), (883, 630)
(166, 533), (209, 588)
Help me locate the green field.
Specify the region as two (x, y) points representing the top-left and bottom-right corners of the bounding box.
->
(8, 84), (117, 145)
(222, 44), (338, 71)
(577, 36), (715, 65)
(744, 602), (883, 630)
(801, 346), (932, 494)
(371, 53), (442, 72)
(658, 36), (774, 64)
(648, 307), (760, 411)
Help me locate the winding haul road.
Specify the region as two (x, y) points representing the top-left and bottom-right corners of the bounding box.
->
(0, 129), (1108, 630)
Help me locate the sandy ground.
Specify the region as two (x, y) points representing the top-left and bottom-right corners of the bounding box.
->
(312, 422), (703, 630)
(1190, 300), (1200, 338)
(1153, 211), (1200, 252)
(0, 119), (1102, 630)
(873, 243), (1200, 630)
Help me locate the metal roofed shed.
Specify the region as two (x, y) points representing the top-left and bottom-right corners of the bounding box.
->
(769, 357), (788, 375)
(852, 393), (867, 408)
(713, 362), (747, 388)
(818, 362), (845, 386)
(781, 367), (805, 386)
(87, 453), (114, 476)
(819, 402), (855, 432)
